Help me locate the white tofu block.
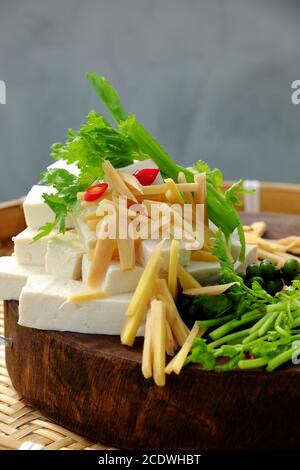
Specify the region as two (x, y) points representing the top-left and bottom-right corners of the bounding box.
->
(73, 205), (97, 252)
(186, 244), (258, 285)
(45, 231), (83, 280)
(82, 257), (144, 294)
(23, 185), (74, 230)
(47, 160), (79, 176)
(119, 159), (164, 184)
(13, 228), (56, 266)
(137, 239), (191, 270)
(231, 237), (241, 261)
(187, 261), (221, 285)
(19, 275), (144, 336)
(235, 244), (258, 273)
(0, 256), (45, 300)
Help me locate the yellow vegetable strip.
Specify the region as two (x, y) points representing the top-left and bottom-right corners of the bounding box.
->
(118, 171), (144, 194)
(142, 309), (153, 379)
(168, 240), (179, 299)
(87, 236), (115, 290)
(177, 264), (202, 290)
(150, 299), (166, 387)
(155, 278), (189, 347)
(165, 320), (177, 356)
(169, 322), (206, 375)
(67, 291), (108, 303)
(257, 248), (284, 266)
(165, 179), (185, 204)
(183, 282), (239, 296)
(87, 219), (100, 231)
(251, 221), (267, 237)
(125, 240), (164, 317)
(194, 173), (208, 225)
(191, 250), (218, 262)
(132, 182), (198, 196)
(117, 238), (135, 271)
(102, 160), (137, 202)
(121, 243), (164, 347)
(178, 171), (194, 204)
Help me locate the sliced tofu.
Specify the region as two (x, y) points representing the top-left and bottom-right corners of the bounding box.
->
(13, 227), (57, 266)
(231, 237), (241, 261)
(137, 239), (191, 270)
(0, 256), (45, 300)
(45, 231), (84, 280)
(82, 256), (144, 294)
(235, 244), (258, 273)
(19, 275), (144, 335)
(23, 185), (74, 230)
(187, 261), (221, 285)
(47, 160), (79, 176)
(187, 244), (258, 285)
(119, 159), (164, 184)
(73, 205), (97, 252)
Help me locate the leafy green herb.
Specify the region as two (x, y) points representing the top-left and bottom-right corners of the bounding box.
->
(188, 338), (216, 370)
(86, 73), (127, 124)
(225, 180), (254, 207)
(193, 294), (233, 319)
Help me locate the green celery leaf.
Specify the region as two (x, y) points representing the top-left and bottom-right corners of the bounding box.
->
(86, 72), (127, 124)
(225, 180), (255, 207)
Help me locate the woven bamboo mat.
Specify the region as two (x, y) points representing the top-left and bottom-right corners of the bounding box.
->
(0, 302), (112, 451)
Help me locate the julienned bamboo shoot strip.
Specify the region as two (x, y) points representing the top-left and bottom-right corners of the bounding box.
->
(165, 179), (185, 204)
(183, 282), (239, 296)
(178, 171), (194, 204)
(125, 240), (164, 318)
(117, 238), (135, 271)
(165, 320), (177, 356)
(87, 223), (115, 290)
(121, 241), (164, 347)
(177, 264), (202, 290)
(102, 160), (137, 202)
(142, 309), (153, 379)
(67, 291), (108, 303)
(194, 173), (208, 226)
(191, 250), (218, 262)
(151, 299), (166, 386)
(155, 278), (190, 347)
(166, 322), (206, 375)
(131, 182), (198, 196)
(168, 240), (179, 299)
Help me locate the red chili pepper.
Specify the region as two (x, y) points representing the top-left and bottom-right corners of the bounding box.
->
(133, 168), (160, 186)
(84, 183), (108, 202)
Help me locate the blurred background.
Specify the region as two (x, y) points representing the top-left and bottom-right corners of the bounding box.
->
(0, 0), (300, 200)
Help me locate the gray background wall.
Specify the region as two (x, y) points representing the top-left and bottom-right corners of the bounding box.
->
(0, 0), (300, 200)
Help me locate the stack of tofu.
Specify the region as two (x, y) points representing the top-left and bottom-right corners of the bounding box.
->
(0, 160), (257, 335)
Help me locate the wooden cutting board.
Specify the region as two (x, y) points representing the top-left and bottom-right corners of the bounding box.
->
(4, 213), (300, 450)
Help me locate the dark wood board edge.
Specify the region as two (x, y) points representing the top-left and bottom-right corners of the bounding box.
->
(4, 300), (300, 450)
